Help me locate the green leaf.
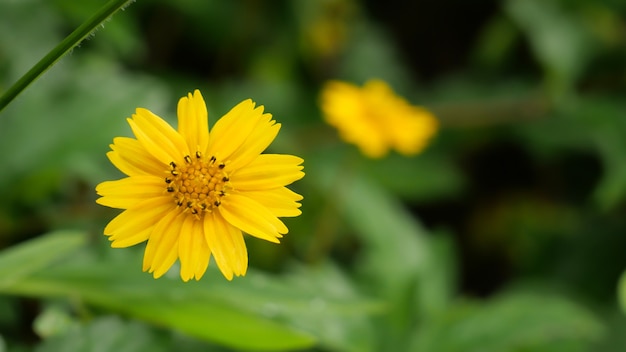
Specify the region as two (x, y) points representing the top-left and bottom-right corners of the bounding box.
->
(358, 152), (465, 202)
(0, 245), (382, 351)
(309, 149), (457, 340)
(338, 172), (439, 321)
(270, 262), (382, 352)
(338, 23), (414, 90)
(0, 230), (86, 289)
(515, 96), (626, 210)
(471, 15), (519, 69)
(618, 270), (626, 314)
(410, 292), (604, 352)
(3, 260), (316, 351)
(35, 316), (171, 352)
(505, 0), (595, 98)
(33, 305), (76, 339)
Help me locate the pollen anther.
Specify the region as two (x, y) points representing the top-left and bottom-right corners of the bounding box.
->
(165, 153), (231, 217)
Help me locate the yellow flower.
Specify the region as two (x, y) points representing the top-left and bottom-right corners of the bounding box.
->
(320, 79), (438, 158)
(96, 90), (304, 281)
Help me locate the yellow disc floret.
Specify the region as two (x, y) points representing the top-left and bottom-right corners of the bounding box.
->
(166, 152), (231, 218)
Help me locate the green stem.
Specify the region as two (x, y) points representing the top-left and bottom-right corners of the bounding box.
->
(0, 0), (135, 113)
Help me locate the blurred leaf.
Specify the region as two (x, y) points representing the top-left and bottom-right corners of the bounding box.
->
(505, 0), (595, 98)
(415, 232), (458, 320)
(0, 296), (18, 327)
(358, 152), (464, 202)
(338, 22), (415, 90)
(338, 171), (442, 319)
(579, 3), (625, 47)
(35, 316), (170, 352)
(0, 1), (62, 84)
(618, 270), (626, 314)
(0, 245), (382, 351)
(587, 110), (626, 210)
(0, 230), (86, 289)
(309, 149), (457, 349)
(410, 292), (604, 352)
(36, 315), (219, 352)
(0, 54), (170, 191)
(3, 262), (316, 351)
(590, 306), (626, 352)
(515, 96), (626, 210)
(0, 0), (171, 204)
(472, 15), (519, 69)
(271, 262), (381, 352)
(33, 305), (76, 339)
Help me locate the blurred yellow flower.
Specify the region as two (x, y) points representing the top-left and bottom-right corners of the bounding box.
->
(96, 90), (304, 281)
(320, 79), (438, 158)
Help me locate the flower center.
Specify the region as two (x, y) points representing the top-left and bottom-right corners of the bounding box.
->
(166, 152), (230, 218)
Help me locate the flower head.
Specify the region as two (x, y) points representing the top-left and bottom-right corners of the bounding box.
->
(96, 90), (304, 281)
(320, 79), (438, 158)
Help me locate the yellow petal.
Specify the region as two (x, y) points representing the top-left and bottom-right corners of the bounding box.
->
(193, 241), (211, 280)
(206, 100), (266, 162)
(109, 228), (152, 248)
(107, 137), (166, 177)
(204, 212), (248, 280)
(321, 80), (389, 158)
(143, 209), (185, 278)
(226, 222), (248, 276)
(96, 176), (165, 209)
(128, 108), (189, 165)
(178, 216), (211, 281)
(389, 105), (438, 156)
(177, 90), (209, 154)
(104, 197), (172, 247)
(231, 154), (304, 190)
(218, 194), (286, 243)
(243, 187), (303, 217)
(203, 212), (233, 280)
(142, 209), (177, 271)
(225, 114), (281, 171)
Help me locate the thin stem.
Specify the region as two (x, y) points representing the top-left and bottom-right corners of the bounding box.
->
(0, 0), (135, 113)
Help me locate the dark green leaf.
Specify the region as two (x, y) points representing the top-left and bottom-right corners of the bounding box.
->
(410, 292), (604, 352)
(0, 230), (86, 289)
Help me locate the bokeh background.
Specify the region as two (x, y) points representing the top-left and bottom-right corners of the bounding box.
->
(1, 0), (626, 351)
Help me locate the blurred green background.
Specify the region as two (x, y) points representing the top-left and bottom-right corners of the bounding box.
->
(1, 0), (626, 351)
